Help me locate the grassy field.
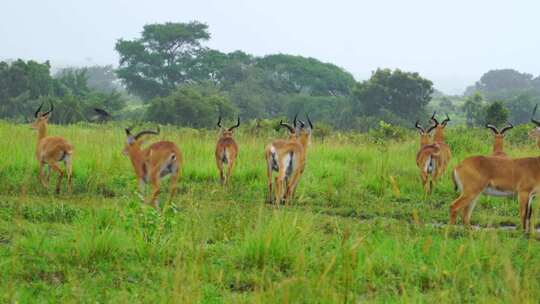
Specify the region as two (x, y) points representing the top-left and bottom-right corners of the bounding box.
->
(1, 120), (540, 303)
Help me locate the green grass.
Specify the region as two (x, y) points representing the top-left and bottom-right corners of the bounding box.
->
(1, 120), (540, 302)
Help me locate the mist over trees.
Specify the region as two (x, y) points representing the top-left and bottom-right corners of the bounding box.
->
(4, 20), (539, 130)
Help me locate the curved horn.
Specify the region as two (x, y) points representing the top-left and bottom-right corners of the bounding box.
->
(293, 113), (298, 128)
(298, 120), (306, 128)
(430, 111), (439, 125)
(279, 120), (294, 133)
(43, 100), (54, 116)
(34, 102), (44, 118)
(415, 120), (425, 133)
(426, 124), (437, 134)
(500, 123), (514, 134)
(485, 123), (499, 134)
(531, 104), (540, 126)
(228, 116), (240, 131)
(134, 126), (160, 140)
(125, 122), (139, 135)
(217, 116), (222, 128)
(441, 113), (451, 126)
(306, 114), (313, 129)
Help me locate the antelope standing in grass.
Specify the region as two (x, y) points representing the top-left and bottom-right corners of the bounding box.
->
(32, 101), (74, 194)
(123, 125), (182, 209)
(215, 116), (240, 184)
(265, 115), (313, 205)
(449, 108), (540, 233)
(485, 123), (513, 157)
(429, 112), (452, 183)
(415, 120), (438, 194)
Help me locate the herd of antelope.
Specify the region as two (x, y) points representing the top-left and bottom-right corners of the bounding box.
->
(29, 101), (540, 233)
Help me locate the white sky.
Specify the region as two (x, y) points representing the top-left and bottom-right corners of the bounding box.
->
(2, 0), (540, 94)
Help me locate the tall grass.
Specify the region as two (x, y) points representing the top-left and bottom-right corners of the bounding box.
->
(1, 120), (540, 302)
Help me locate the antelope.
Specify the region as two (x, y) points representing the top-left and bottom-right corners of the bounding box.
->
(429, 112), (452, 183)
(415, 120), (438, 194)
(32, 101), (74, 194)
(449, 108), (540, 233)
(215, 116), (240, 184)
(529, 105), (540, 148)
(123, 125), (182, 209)
(485, 123), (513, 157)
(265, 115), (313, 205)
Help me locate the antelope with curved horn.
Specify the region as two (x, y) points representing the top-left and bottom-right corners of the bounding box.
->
(529, 104), (540, 148)
(32, 101), (74, 194)
(449, 107), (540, 233)
(215, 116), (240, 184)
(429, 112), (452, 183)
(415, 120), (438, 194)
(265, 115), (313, 205)
(123, 126), (182, 209)
(485, 123), (513, 157)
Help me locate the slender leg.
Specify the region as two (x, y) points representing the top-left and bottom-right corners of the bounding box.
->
(47, 161), (64, 194)
(64, 155), (73, 193)
(38, 161), (48, 188)
(461, 196), (479, 227)
(284, 164), (304, 206)
(449, 193), (479, 225)
(275, 167), (287, 206)
(518, 192), (532, 233)
(226, 157), (235, 185)
(216, 154), (224, 185)
(265, 152), (274, 204)
(149, 168), (161, 209)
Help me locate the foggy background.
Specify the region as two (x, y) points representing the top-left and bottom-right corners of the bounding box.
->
(2, 0), (539, 94)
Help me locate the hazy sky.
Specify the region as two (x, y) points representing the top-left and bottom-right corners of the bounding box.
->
(2, 0), (540, 94)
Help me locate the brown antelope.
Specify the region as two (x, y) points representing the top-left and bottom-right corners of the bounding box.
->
(265, 115), (313, 205)
(429, 112), (452, 182)
(215, 116), (240, 184)
(485, 123), (513, 157)
(449, 108), (540, 233)
(415, 120), (438, 194)
(123, 125), (182, 209)
(529, 105), (540, 148)
(32, 101), (74, 194)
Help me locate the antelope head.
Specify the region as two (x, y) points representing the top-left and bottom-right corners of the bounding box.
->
(31, 101), (54, 130)
(123, 125), (160, 156)
(217, 116), (240, 138)
(430, 112), (450, 142)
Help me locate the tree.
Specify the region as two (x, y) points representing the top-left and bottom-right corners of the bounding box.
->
(352, 68), (433, 122)
(468, 69), (535, 101)
(505, 92), (539, 124)
(115, 21), (210, 100)
(255, 54), (355, 96)
(462, 92), (485, 127)
(484, 101), (509, 126)
(145, 84), (236, 128)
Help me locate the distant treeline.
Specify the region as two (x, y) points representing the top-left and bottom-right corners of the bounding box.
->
(1, 21), (540, 129)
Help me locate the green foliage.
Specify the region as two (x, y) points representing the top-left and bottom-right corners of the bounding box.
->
(115, 21), (211, 100)
(462, 92), (485, 127)
(353, 68), (433, 122)
(484, 101), (509, 127)
(145, 84), (236, 128)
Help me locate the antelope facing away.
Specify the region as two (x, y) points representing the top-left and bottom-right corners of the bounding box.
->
(449, 107), (540, 233)
(32, 101), (74, 194)
(123, 125), (182, 208)
(415, 120), (438, 194)
(265, 115), (313, 205)
(215, 116), (240, 184)
(485, 123), (513, 157)
(429, 112), (452, 184)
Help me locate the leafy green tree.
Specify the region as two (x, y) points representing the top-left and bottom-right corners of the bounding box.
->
(115, 21), (210, 100)
(146, 84), (236, 127)
(352, 68), (433, 122)
(255, 54), (355, 96)
(462, 92), (485, 127)
(484, 101), (509, 126)
(504, 92), (539, 124)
